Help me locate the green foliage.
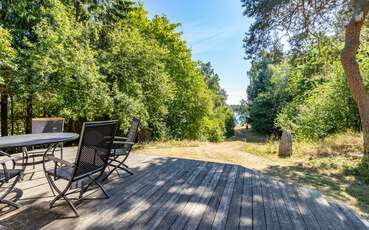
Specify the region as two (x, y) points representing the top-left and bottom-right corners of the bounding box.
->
(30, 1), (112, 121)
(0, 0), (234, 141)
(0, 26), (16, 85)
(199, 61), (235, 140)
(140, 15), (215, 140)
(100, 23), (173, 137)
(246, 34), (363, 139)
(276, 63), (360, 139)
(234, 99), (249, 126)
(246, 50), (289, 133)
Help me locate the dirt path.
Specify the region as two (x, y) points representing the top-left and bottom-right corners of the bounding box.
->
(136, 141), (279, 170)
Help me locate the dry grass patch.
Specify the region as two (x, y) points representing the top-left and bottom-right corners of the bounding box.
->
(242, 131), (369, 219)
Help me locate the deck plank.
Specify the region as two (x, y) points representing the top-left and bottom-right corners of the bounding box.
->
(170, 164), (223, 229)
(224, 166), (243, 230)
(97, 160), (199, 229)
(0, 147), (366, 230)
(260, 176), (280, 230)
(211, 165), (238, 230)
(252, 172), (267, 230)
(112, 162), (206, 228)
(183, 164), (225, 230)
(296, 186), (348, 230)
(196, 164), (232, 229)
(274, 181), (306, 230)
(130, 164), (219, 229)
(286, 184), (320, 230)
(140, 163), (216, 229)
(152, 162), (212, 229)
(48, 158), (196, 229)
(330, 202), (368, 230)
(266, 177), (293, 230)
(239, 168), (253, 230)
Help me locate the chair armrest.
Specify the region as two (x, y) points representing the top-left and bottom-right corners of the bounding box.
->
(114, 141), (135, 145)
(115, 136), (128, 141)
(0, 151), (11, 157)
(0, 152), (23, 164)
(46, 156), (74, 167)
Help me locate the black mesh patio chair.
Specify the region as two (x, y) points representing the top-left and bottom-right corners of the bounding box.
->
(103, 117), (140, 181)
(0, 151), (26, 208)
(42, 120), (117, 217)
(29, 118), (65, 168)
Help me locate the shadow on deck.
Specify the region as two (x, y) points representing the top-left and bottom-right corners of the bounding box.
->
(0, 147), (367, 230)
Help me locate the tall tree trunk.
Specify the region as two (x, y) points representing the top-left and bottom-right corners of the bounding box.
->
(10, 95), (14, 135)
(25, 94), (32, 134)
(341, 3), (369, 158)
(1, 94), (8, 136)
(75, 0), (81, 21)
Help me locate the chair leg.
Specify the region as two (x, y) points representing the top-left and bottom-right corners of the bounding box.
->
(92, 178), (109, 199)
(118, 165), (134, 175)
(78, 179), (95, 199)
(46, 173), (68, 207)
(45, 172), (56, 196)
(49, 191), (63, 208)
(0, 199), (20, 208)
(63, 195), (80, 217)
(102, 164), (118, 181)
(0, 174), (21, 209)
(60, 143), (64, 160)
(102, 156), (133, 181)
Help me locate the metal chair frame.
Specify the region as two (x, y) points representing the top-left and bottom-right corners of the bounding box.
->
(103, 117), (140, 181)
(42, 120), (117, 217)
(0, 150), (26, 208)
(29, 118), (65, 169)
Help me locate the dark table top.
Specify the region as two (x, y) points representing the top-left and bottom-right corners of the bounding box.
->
(0, 132), (79, 148)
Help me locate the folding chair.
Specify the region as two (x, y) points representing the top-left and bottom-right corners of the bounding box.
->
(0, 151), (26, 208)
(29, 118), (65, 168)
(42, 120), (117, 217)
(103, 117), (140, 181)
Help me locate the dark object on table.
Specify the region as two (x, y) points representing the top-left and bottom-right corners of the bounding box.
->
(0, 151), (26, 209)
(29, 118), (65, 168)
(43, 120), (117, 217)
(103, 117), (140, 181)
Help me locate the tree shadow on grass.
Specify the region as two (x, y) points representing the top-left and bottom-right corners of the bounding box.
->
(261, 164), (369, 217)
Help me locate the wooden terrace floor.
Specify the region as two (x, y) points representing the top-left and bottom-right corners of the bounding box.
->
(0, 147), (367, 229)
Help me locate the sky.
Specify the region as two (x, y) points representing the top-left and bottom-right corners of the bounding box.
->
(141, 0), (252, 105)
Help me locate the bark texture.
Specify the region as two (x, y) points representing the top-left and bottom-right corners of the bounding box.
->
(341, 0), (369, 156)
(25, 94), (32, 134)
(1, 94), (8, 136)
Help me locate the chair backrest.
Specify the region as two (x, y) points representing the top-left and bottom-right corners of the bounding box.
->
(72, 120), (117, 180)
(32, 118), (64, 134)
(127, 117), (140, 143)
(124, 117), (140, 151)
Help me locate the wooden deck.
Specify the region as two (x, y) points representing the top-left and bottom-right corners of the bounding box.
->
(0, 147), (367, 230)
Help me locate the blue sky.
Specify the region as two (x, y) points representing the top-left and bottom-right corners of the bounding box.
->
(141, 0), (252, 105)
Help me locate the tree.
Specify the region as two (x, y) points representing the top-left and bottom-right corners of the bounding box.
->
(0, 26), (16, 136)
(0, 0), (53, 133)
(236, 99), (249, 126)
(139, 15), (213, 139)
(199, 61), (235, 139)
(100, 23), (173, 138)
(0, 0), (233, 141)
(242, 0), (369, 158)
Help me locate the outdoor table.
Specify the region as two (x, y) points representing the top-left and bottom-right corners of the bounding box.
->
(0, 133), (79, 170)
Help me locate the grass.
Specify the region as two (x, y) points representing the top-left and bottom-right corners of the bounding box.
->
(242, 130), (369, 219)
